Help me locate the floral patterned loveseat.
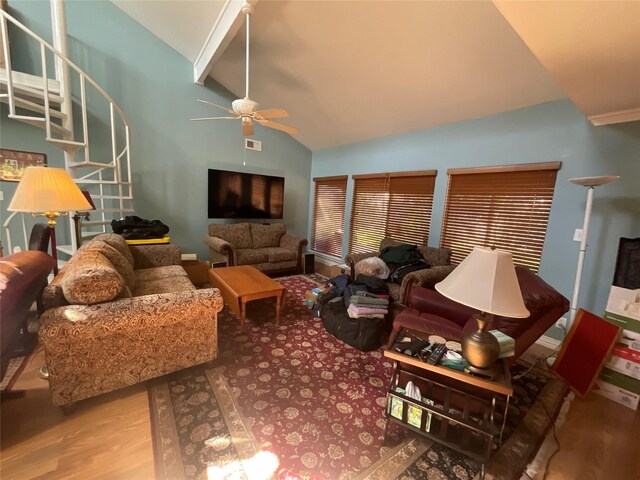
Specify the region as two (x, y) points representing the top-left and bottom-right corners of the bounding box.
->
(40, 233), (223, 410)
(203, 223), (307, 276)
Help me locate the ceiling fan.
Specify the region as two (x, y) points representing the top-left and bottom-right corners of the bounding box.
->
(191, 1), (299, 137)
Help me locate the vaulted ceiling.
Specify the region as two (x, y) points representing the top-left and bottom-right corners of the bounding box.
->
(113, 0), (640, 151)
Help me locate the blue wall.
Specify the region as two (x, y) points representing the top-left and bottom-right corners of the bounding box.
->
(2, 1), (639, 342)
(1, 0), (312, 259)
(310, 100), (640, 339)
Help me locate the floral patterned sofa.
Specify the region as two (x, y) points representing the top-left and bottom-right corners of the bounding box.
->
(203, 223), (307, 275)
(40, 233), (223, 410)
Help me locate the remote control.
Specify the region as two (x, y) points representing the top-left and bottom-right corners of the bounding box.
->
(427, 344), (447, 365)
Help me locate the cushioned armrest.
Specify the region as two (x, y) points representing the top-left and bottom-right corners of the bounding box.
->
(203, 235), (236, 265)
(129, 244), (181, 268)
(280, 233), (307, 251)
(406, 265), (456, 290)
(40, 288), (222, 333)
(407, 285), (476, 327)
(394, 265), (455, 305)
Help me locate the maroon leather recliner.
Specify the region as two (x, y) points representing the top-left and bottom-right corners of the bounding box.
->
(0, 250), (56, 381)
(391, 266), (570, 366)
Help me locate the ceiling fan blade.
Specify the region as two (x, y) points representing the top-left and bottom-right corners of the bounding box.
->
(253, 108), (289, 120)
(191, 116), (238, 121)
(196, 99), (235, 114)
(256, 118), (300, 135)
(242, 120), (254, 136)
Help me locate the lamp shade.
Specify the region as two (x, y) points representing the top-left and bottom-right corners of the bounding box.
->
(7, 167), (91, 213)
(436, 246), (530, 318)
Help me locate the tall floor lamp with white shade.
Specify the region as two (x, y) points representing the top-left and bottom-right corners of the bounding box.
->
(548, 175), (620, 366)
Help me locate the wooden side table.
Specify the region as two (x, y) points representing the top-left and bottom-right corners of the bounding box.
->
(383, 348), (512, 479)
(181, 260), (210, 286)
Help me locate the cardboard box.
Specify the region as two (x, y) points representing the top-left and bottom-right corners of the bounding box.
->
(599, 367), (640, 395)
(329, 263), (351, 278)
(606, 286), (640, 321)
(593, 379), (640, 410)
(606, 343), (640, 380)
(604, 286), (640, 352)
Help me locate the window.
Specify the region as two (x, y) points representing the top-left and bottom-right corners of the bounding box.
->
(440, 162), (560, 272)
(311, 175), (348, 257)
(348, 170), (437, 255)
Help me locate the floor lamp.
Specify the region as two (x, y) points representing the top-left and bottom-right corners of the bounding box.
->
(7, 166), (91, 380)
(7, 166), (92, 274)
(548, 175), (620, 366)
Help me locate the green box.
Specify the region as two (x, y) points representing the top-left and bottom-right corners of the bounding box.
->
(599, 367), (640, 395)
(604, 311), (640, 335)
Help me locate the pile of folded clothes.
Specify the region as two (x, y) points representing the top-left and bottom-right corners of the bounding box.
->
(347, 291), (390, 319)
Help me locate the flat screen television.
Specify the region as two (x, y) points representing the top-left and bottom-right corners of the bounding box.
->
(208, 169), (285, 219)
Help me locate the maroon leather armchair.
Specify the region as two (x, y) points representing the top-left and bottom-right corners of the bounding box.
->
(391, 266), (570, 366)
(1, 251), (56, 380)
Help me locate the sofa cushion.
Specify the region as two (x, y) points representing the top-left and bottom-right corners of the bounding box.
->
(262, 246), (297, 263)
(251, 223), (285, 248)
(133, 275), (195, 296)
(92, 233), (134, 266)
(236, 248), (268, 265)
(135, 265), (189, 283)
(208, 223), (253, 249)
(79, 240), (136, 290)
(60, 250), (125, 305)
(254, 259), (298, 272)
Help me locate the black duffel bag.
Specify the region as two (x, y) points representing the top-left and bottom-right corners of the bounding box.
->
(111, 215), (169, 239)
(321, 299), (384, 352)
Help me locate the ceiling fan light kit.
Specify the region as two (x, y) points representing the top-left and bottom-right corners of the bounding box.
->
(191, 1), (299, 137)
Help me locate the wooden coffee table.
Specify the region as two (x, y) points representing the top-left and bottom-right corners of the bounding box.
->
(207, 266), (286, 327)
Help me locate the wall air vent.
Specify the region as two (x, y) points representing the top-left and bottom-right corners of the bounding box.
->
(245, 139), (262, 151)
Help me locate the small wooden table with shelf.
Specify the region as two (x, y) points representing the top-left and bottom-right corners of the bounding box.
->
(383, 348), (512, 479)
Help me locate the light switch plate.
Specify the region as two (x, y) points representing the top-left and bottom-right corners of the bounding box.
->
(573, 229), (583, 242)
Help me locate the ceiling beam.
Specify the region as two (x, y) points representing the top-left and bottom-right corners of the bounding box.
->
(193, 0), (258, 85)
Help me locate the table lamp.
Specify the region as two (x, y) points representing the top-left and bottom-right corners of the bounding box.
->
(435, 246), (529, 376)
(7, 166), (91, 274)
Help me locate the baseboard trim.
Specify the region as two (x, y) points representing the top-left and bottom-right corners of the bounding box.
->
(536, 335), (561, 350)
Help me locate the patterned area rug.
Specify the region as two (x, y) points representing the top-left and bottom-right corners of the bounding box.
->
(148, 275), (568, 480)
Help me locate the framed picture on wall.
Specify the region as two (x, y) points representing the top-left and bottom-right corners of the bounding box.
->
(0, 148), (47, 182)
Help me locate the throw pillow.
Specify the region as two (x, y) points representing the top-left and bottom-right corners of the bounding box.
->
(79, 240), (136, 290)
(60, 250), (125, 305)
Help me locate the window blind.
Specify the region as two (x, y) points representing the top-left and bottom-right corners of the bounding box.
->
(440, 162), (560, 272)
(311, 175), (348, 258)
(348, 170), (436, 255)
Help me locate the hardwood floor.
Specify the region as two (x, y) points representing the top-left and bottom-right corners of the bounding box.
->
(2, 278), (638, 479)
(1, 348), (154, 480)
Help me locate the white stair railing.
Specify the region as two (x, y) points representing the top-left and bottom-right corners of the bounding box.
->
(0, 8), (134, 255)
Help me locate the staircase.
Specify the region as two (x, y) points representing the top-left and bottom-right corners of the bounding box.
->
(0, 5), (133, 258)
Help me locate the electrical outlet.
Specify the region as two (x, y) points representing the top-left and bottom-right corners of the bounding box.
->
(573, 228), (583, 242)
(556, 317), (567, 329)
